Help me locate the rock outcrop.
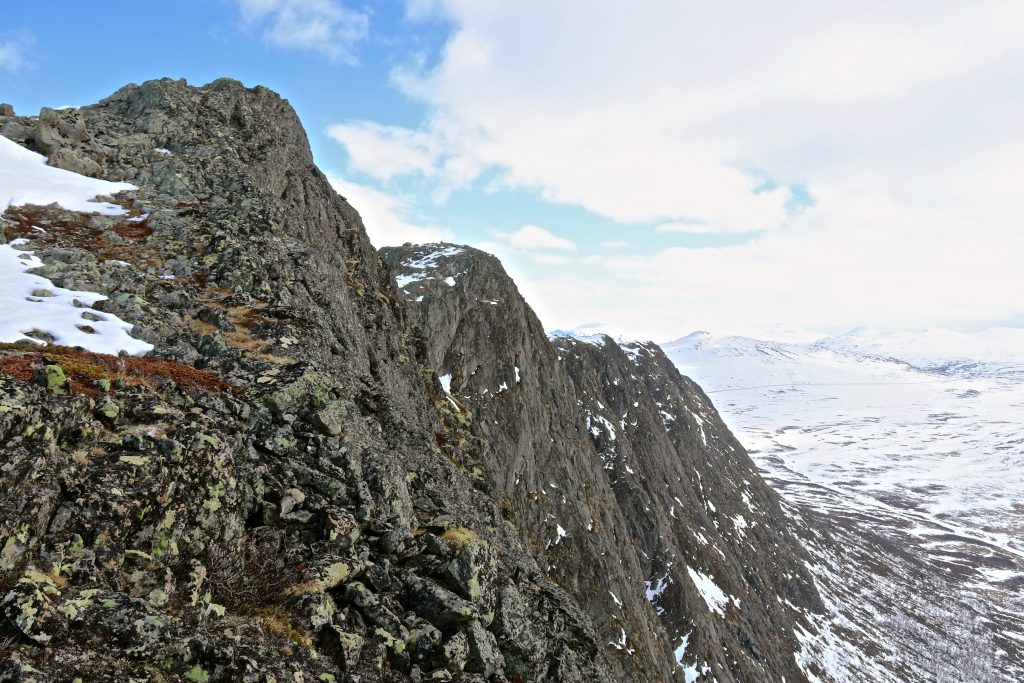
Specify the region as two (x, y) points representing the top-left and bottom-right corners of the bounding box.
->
(380, 245), (823, 682)
(0, 78), (819, 682)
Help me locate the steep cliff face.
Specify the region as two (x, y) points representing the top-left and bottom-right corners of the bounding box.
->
(0, 79), (614, 682)
(380, 244), (822, 682)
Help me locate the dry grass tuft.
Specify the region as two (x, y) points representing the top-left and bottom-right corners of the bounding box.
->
(441, 527), (481, 548)
(250, 607), (314, 651)
(188, 291), (291, 364)
(204, 533), (300, 610)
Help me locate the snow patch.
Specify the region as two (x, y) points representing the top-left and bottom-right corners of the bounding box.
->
(0, 136), (135, 215)
(645, 572), (671, 603)
(687, 566), (739, 617)
(0, 243), (152, 355)
(395, 274), (422, 288)
(673, 632), (705, 682)
(586, 413), (617, 441)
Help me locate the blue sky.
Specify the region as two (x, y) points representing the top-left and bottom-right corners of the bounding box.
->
(3, 1), (1023, 340)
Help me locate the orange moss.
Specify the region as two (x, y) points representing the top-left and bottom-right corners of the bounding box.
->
(0, 343), (232, 395)
(441, 527), (481, 548)
(2, 205), (158, 268)
(112, 218), (154, 239)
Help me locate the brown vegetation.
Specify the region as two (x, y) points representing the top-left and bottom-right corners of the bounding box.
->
(188, 290), (291, 364)
(0, 342), (231, 396)
(203, 532), (301, 610)
(4, 205), (158, 265)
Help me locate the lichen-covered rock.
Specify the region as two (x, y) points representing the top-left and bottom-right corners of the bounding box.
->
(1, 568), (65, 644)
(465, 619), (505, 676)
(30, 364), (69, 395)
(94, 395), (120, 421)
(400, 572), (478, 629)
(0, 78), (616, 682)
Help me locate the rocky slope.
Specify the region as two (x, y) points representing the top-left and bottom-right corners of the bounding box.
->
(0, 78), (818, 682)
(380, 244), (822, 682)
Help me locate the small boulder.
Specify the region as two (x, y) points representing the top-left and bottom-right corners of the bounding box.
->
(445, 538), (487, 601)
(95, 396), (121, 422)
(32, 364), (71, 395)
(400, 573), (477, 628)
(34, 106), (90, 155)
(311, 399), (347, 436)
(279, 487), (305, 515)
(465, 620), (505, 676)
(326, 626), (364, 671)
(439, 631), (468, 671)
(48, 147), (102, 176)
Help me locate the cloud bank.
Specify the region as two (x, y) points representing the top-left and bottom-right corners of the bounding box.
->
(329, 1), (1024, 338)
(328, 177), (450, 246)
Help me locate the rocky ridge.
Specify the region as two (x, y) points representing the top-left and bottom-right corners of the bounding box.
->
(380, 244), (822, 682)
(0, 78), (818, 682)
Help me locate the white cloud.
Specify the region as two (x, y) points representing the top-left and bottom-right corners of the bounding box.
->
(0, 43), (23, 71)
(328, 177), (450, 246)
(331, 1), (1024, 335)
(495, 225), (576, 251)
(655, 222), (727, 235)
(0, 35), (31, 72)
(238, 0), (368, 63)
(327, 121), (440, 180)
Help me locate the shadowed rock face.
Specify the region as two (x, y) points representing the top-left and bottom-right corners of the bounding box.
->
(380, 243), (823, 682)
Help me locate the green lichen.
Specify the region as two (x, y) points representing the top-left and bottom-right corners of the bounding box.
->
(33, 364), (70, 395)
(184, 665), (210, 682)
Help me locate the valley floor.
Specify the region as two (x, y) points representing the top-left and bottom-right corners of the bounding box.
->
(667, 330), (1024, 682)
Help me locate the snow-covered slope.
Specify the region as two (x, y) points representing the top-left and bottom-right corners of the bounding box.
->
(0, 241), (152, 355)
(819, 326), (1024, 366)
(665, 329), (1024, 682)
(0, 135), (151, 355)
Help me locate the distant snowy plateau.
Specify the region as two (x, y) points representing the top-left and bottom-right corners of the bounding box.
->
(666, 329), (1024, 681)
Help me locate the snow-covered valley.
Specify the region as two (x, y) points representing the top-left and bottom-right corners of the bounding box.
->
(666, 329), (1024, 681)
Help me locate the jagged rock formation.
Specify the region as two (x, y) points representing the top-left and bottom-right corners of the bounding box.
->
(380, 245), (823, 682)
(0, 78), (818, 682)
